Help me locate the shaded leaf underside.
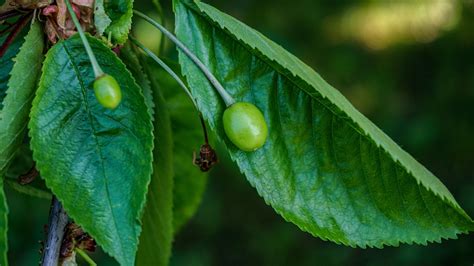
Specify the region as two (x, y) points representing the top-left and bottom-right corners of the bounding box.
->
(174, 0), (473, 248)
(120, 44), (173, 266)
(147, 57), (208, 233)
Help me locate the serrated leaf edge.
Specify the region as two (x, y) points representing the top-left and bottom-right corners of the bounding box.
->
(175, 0), (474, 248)
(28, 35), (154, 265)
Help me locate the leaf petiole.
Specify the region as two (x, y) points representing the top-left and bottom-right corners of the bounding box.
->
(133, 10), (236, 107)
(75, 248), (97, 266)
(64, 0), (104, 78)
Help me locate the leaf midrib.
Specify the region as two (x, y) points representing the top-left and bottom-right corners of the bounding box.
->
(62, 42), (127, 261)
(182, 3), (467, 217)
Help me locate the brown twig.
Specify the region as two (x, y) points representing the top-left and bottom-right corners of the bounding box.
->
(18, 164), (39, 185)
(41, 197), (69, 266)
(0, 13), (32, 58)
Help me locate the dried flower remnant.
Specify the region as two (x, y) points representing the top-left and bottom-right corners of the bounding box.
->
(42, 0), (94, 43)
(0, 0), (52, 12)
(193, 144), (218, 172)
(60, 222), (96, 261)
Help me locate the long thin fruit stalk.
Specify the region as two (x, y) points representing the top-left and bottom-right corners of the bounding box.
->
(129, 36), (210, 144)
(129, 35), (198, 108)
(133, 10), (236, 107)
(64, 0), (104, 78)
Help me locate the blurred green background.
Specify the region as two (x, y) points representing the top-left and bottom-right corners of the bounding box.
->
(7, 0), (474, 265)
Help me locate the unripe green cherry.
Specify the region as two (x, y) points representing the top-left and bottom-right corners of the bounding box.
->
(223, 102), (268, 152)
(93, 74), (122, 109)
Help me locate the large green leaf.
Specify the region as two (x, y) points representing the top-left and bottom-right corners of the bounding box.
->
(29, 34), (153, 265)
(174, 0), (474, 247)
(0, 21), (43, 177)
(104, 0), (134, 44)
(0, 21), (44, 266)
(120, 44), (173, 266)
(147, 57), (208, 232)
(0, 19), (28, 110)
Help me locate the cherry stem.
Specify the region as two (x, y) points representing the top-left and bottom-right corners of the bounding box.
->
(129, 36), (210, 144)
(199, 113), (209, 144)
(64, 0), (104, 78)
(133, 10), (236, 107)
(0, 13), (31, 58)
(130, 36), (198, 108)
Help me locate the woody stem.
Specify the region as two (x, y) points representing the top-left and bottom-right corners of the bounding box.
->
(41, 197), (69, 266)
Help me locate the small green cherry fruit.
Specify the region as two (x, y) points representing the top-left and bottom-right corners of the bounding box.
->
(93, 74), (122, 109)
(223, 102), (268, 152)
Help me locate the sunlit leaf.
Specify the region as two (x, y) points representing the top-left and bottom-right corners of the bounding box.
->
(174, 0), (474, 247)
(94, 0), (112, 36)
(29, 34), (153, 265)
(104, 0), (134, 44)
(0, 21), (43, 266)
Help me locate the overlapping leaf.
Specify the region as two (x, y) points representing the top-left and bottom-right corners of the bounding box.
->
(0, 22), (43, 177)
(147, 57), (209, 232)
(0, 19), (27, 109)
(94, 0), (112, 36)
(0, 21), (44, 266)
(29, 35), (153, 265)
(174, 0), (474, 247)
(120, 44), (173, 266)
(104, 0), (134, 44)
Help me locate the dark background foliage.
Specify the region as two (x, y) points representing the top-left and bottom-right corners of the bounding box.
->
(7, 0), (474, 265)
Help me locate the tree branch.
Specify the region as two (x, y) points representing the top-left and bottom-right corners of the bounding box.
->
(41, 197), (69, 266)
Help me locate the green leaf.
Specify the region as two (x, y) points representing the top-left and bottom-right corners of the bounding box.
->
(120, 44), (173, 266)
(5, 179), (52, 200)
(174, 0), (474, 247)
(119, 44), (155, 119)
(0, 21), (44, 266)
(29, 34), (153, 265)
(104, 0), (134, 44)
(139, 57), (174, 266)
(149, 58), (208, 233)
(0, 21), (43, 177)
(0, 181), (7, 266)
(5, 144), (51, 200)
(94, 0), (112, 36)
(0, 20), (28, 110)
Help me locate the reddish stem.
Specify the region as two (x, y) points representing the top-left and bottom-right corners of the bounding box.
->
(0, 23), (16, 36)
(199, 113), (209, 144)
(0, 10), (20, 21)
(0, 13), (32, 58)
